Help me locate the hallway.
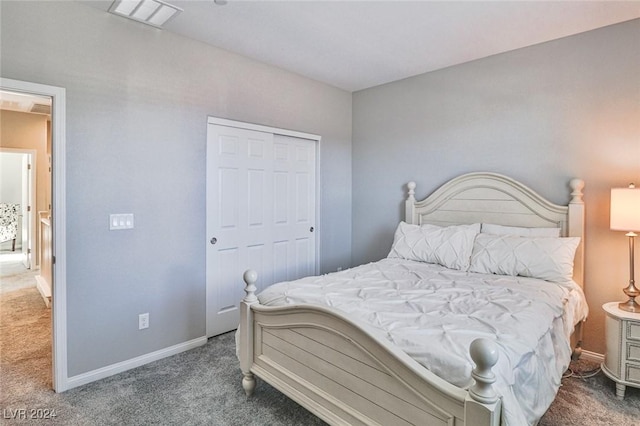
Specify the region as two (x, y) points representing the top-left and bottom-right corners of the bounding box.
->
(0, 248), (38, 294)
(0, 247), (52, 398)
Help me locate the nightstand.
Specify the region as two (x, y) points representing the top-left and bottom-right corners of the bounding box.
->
(601, 302), (640, 399)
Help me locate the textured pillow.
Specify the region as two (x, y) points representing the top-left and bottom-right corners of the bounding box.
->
(388, 222), (479, 270)
(469, 233), (580, 282)
(481, 223), (561, 237)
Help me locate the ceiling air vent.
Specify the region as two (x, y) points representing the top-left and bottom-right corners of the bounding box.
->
(109, 0), (183, 28)
(30, 103), (52, 115)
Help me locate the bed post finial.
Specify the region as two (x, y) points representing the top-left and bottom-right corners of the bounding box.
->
(468, 338), (499, 404)
(406, 182), (417, 224)
(570, 178), (585, 204)
(243, 269), (258, 304)
(407, 181), (416, 201)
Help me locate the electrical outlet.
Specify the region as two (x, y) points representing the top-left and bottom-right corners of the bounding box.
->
(138, 313), (149, 330)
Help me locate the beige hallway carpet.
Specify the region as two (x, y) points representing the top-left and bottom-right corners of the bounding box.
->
(0, 287), (52, 403)
(0, 251), (39, 294)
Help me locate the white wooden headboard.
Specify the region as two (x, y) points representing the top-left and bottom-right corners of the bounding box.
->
(405, 172), (585, 287)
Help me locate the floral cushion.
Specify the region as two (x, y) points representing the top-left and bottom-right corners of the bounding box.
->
(0, 203), (20, 243)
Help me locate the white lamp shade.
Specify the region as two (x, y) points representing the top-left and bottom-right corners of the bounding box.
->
(610, 187), (640, 231)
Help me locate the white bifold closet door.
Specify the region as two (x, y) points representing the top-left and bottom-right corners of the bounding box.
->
(206, 123), (317, 337)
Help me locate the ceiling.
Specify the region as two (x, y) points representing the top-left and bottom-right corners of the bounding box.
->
(0, 91), (52, 116)
(84, 1), (640, 92)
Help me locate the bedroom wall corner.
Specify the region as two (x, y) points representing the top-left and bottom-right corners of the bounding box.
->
(0, 1), (352, 378)
(352, 18), (640, 355)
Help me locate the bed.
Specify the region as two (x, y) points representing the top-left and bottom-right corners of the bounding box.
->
(237, 172), (587, 426)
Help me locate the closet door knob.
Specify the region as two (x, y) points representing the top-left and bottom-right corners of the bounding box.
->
(210, 237), (218, 245)
(310, 227), (314, 233)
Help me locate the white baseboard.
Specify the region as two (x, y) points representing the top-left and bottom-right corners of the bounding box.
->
(580, 349), (604, 364)
(35, 275), (51, 308)
(65, 336), (208, 391)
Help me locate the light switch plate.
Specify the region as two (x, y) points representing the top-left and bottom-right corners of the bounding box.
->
(110, 213), (134, 230)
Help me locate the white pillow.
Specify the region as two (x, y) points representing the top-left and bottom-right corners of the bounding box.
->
(469, 233), (580, 282)
(481, 223), (561, 237)
(388, 222), (479, 270)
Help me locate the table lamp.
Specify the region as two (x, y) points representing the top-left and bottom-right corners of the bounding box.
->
(610, 184), (640, 312)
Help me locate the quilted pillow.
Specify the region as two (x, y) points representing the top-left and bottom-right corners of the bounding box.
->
(469, 233), (580, 282)
(388, 222), (480, 270)
(481, 223), (561, 238)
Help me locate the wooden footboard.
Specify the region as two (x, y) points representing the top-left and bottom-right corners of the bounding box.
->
(239, 270), (501, 426)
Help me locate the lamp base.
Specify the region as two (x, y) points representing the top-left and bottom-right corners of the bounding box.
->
(619, 299), (640, 313)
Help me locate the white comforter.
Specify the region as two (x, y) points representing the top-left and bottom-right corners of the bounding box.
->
(257, 258), (588, 426)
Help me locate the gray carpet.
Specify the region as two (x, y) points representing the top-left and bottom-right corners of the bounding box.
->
(3, 331), (324, 426)
(1, 287), (639, 425)
(540, 359), (640, 425)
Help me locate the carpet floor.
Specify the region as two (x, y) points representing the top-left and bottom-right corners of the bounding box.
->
(1, 286), (639, 425)
(0, 251), (38, 294)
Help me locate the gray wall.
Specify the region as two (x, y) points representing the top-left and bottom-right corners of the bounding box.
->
(1, 1), (351, 376)
(353, 19), (640, 354)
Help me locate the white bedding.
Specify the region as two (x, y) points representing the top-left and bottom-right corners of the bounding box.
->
(257, 258), (588, 426)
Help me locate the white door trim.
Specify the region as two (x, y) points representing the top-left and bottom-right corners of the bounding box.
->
(1, 78), (68, 392)
(207, 116), (322, 275)
(207, 116), (321, 142)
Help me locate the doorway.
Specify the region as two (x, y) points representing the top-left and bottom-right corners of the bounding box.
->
(0, 149), (36, 270)
(0, 78), (67, 392)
